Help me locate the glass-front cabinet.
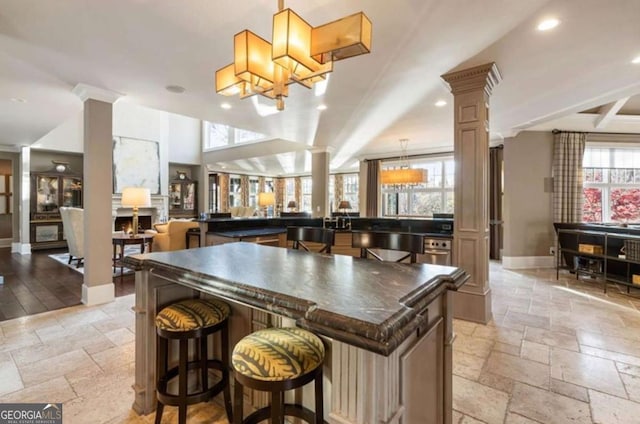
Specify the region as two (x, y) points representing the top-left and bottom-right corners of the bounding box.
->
(30, 162), (82, 249)
(169, 172), (197, 218)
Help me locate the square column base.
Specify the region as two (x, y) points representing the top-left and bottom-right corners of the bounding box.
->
(82, 283), (115, 306)
(452, 289), (492, 324)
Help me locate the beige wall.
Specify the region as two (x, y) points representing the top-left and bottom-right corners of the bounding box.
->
(503, 131), (554, 258)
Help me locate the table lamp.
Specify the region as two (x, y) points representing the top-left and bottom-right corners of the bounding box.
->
(258, 192), (276, 217)
(287, 200), (297, 211)
(338, 200), (352, 214)
(121, 187), (151, 236)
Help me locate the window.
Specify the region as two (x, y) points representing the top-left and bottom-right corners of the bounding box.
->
(229, 175), (242, 207)
(381, 156), (454, 217)
(342, 174), (359, 212)
(301, 177), (312, 212)
(284, 178), (296, 208)
(248, 176), (259, 207)
(203, 121), (266, 150)
(583, 146), (640, 223)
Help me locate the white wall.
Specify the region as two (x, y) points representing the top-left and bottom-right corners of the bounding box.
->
(168, 113), (201, 164)
(503, 131), (555, 268)
(32, 101), (203, 197)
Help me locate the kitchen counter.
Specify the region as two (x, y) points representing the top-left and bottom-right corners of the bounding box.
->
(125, 243), (468, 423)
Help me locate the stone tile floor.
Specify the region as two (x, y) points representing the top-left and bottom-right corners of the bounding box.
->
(1, 263), (640, 423)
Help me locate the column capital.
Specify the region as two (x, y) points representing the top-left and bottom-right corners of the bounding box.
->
(72, 83), (124, 103)
(441, 62), (502, 96)
(308, 146), (335, 154)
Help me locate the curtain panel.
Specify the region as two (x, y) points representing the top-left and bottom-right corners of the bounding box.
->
(219, 173), (229, 212)
(294, 177), (302, 208)
(240, 175), (249, 206)
(334, 174), (344, 211)
(366, 160), (379, 217)
(552, 132), (587, 223)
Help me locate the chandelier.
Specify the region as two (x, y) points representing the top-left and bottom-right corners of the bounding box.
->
(215, 0), (372, 111)
(380, 139), (427, 186)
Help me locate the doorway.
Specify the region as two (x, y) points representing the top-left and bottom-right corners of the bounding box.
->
(0, 159), (12, 245)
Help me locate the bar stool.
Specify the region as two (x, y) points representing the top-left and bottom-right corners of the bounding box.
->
(155, 298), (233, 424)
(232, 327), (325, 424)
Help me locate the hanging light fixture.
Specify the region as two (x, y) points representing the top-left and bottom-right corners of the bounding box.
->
(380, 139), (427, 187)
(215, 0), (371, 111)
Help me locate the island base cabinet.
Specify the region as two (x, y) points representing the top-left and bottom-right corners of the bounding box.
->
(133, 269), (453, 424)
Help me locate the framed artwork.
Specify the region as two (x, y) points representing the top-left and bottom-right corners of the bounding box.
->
(113, 137), (160, 194)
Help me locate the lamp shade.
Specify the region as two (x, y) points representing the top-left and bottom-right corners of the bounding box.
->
(258, 192), (276, 207)
(380, 168), (426, 185)
(121, 187), (151, 208)
(311, 12), (372, 64)
(287, 200), (297, 208)
(234, 30), (276, 89)
(338, 200), (352, 210)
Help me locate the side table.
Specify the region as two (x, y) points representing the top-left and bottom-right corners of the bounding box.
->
(112, 233), (154, 283)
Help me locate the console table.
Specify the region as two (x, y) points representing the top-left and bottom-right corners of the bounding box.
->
(124, 243), (468, 423)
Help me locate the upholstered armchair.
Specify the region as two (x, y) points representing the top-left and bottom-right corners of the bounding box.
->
(151, 220), (199, 252)
(60, 207), (84, 267)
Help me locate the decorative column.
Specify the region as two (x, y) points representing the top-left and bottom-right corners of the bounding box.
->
(441, 63), (501, 324)
(16, 146), (31, 254)
(310, 148), (332, 217)
(72, 83), (123, 306)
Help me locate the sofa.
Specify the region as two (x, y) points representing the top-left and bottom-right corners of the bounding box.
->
(230, 206), (258, 218)
(150, 219), (199, 251)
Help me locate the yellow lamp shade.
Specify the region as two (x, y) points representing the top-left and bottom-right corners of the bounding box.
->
(215, 63), (245, 96)
(121, 187), (151, 207)
(272, 9), (332, 83)
(234, 30), (275, 90)
(380, 168), (426, 185)
(311, 12), (372, 64)
(258, 192), (275, 207)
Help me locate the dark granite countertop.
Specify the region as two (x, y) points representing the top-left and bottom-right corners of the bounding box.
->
(124, 243), (468, 355)
(211, 228), (287, 238)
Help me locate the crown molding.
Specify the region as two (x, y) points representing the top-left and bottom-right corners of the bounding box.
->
(72, 83), (124, 103)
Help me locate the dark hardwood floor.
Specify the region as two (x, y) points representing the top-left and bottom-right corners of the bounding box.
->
(0, 247), (134, 322)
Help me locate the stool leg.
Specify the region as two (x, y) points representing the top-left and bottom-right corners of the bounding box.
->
(199, 336), (208, 393)
(271, 390), (284, 424)
(233, 379), (243, 424)
(315, 370), (324, 424)
(155, 336), (168, 424)
(221, 323), (234, 422)
(178, 338), (188, 424)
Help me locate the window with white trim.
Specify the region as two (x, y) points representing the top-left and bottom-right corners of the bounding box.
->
(342, 174), (359, 212)
(301, 177), (312, 212)
(381, 156), (454, 217)
(582, 146), (640, 223)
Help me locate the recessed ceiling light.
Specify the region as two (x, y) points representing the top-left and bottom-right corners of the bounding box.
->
(632, 55), (640, 64)
(165, 85), (185, 94)
(435, 100), (447, 107)
(10, 97), (27, 103)
(221, 102), (232, 110)
(537, 18), (560, 31)
(317, 104), (327, 111)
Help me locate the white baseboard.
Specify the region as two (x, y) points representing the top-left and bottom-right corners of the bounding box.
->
(12, 242), (31, 254)
(82, 283), (115, 306)
(0, 238), (11, 248)
(502, 256), (555, 270)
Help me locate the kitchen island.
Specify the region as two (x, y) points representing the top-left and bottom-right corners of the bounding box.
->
(125, 242), (468, 423)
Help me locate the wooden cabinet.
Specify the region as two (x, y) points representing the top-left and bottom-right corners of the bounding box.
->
(30, 163), (82, 250)
(169, 173), (197, 218)
(556, 229), (640, 294)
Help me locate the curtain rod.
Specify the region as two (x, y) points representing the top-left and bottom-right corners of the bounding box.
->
(551, 129), (640, 136)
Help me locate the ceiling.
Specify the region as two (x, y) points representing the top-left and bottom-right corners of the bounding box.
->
(0, 0), (639, 176)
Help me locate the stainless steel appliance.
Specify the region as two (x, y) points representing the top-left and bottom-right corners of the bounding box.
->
(422, 238), (452, 266)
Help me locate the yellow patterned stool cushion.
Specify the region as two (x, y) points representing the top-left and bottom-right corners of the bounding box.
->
(156, 298), (230, 332)
(232, 327), (325, 382)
